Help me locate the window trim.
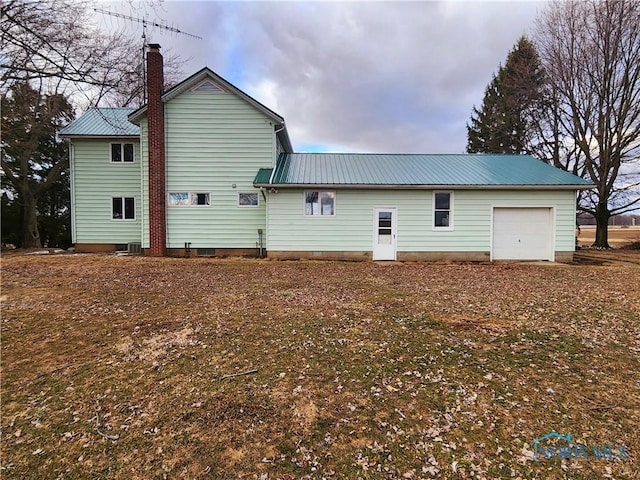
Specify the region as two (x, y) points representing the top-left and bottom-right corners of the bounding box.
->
(237, 192), (260, 208)
(432, 191), (453, 231)
(110, 142), (135, 163)
(167, 192), (211, 207)
(303, 190), (336, 217)
(111, 196), (136, 221)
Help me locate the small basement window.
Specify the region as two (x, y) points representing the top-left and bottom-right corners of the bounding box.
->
(305, 191), (335, 216)
(168, 192), (210, 206)
(111, 143), (134, 162)
(112, 197), (135, 220)
(238, 192), (259, 207)
(433, 191), (452, 229)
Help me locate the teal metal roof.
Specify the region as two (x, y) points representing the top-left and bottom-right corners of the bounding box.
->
(60, 107), (139, 137)
(254, 168), (274, 185)
(254, 153), (592, 189)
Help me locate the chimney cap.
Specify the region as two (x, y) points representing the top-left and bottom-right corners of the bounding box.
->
(148, 43), (161, 50)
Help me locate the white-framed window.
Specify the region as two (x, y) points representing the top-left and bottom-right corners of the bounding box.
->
(238, 192), (259, 207)
(111, 143), (134, 163)
(112, 197), (135, 220)
(304, 191), (335, 216)
(433, 191), (453, 230)
(168, 192), (210, 206)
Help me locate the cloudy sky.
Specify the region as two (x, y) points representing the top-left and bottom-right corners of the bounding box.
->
(94, 1), (546, 154)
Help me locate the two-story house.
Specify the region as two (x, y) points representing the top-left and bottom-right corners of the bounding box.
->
(60, 44), (591, 261)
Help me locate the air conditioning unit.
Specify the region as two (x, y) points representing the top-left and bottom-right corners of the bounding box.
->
(127, 242), (142, 254)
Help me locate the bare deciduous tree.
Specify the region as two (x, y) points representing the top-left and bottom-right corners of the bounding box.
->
(536, 0), (640, 248)
(1, 0), (185, 247)
(1, 0), (184, 106)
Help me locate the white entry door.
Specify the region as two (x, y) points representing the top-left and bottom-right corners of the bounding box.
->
(492, 207), (553, 260)
(373, 208), (397, 260)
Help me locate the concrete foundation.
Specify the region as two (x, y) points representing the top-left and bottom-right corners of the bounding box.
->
(267, 250), (371, 261)
(269, 250), (574, 263)
(74, 245), (575, 263)
(164, 247), (262, 258)
(554, 251), (574, 263)
(397, 251), (491, 262)
(75, 243), (124, 253)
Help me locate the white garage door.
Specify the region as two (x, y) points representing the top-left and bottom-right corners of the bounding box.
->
(492, 207), (553, 261)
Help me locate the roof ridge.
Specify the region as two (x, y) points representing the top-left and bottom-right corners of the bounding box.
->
(90, 106), (136, 111)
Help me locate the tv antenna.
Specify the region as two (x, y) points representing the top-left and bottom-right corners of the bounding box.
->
(94, 8), (202, 103)
(94, 8), (203, 40)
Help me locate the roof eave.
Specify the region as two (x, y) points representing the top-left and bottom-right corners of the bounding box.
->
(128, 105), (146, 124)
(253, 183), (594, 190)
(60, 134), (139, 139)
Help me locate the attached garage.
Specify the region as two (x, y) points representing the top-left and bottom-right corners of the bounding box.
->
(492, 207), (553, 261)
(255, 153), (593, 262)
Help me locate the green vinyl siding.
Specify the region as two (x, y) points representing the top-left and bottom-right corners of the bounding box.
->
(140, 90), (275, 249)
(266, 189), (577, 253)
(71, 138), (141, 244)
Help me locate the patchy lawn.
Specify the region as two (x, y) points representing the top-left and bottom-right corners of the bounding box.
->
(578, 226), (640, 249)
(1, 255), (638, 479)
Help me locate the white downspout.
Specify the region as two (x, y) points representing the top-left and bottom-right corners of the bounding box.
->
(69, 141), (76, 244)
(139, 137), (144, 248)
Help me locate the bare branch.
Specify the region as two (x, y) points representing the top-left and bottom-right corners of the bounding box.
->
(535, 0), (640, 246)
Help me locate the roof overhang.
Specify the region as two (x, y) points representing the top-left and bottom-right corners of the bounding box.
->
(60, 134), (139, 139)
(253, 183), (594, 190)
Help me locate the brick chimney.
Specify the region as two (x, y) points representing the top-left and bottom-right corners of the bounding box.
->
(147, 43), (166, 256)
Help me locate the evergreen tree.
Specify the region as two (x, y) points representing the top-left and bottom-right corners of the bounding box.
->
(1, 82), (73, 247)
(467, 36), (545, 155)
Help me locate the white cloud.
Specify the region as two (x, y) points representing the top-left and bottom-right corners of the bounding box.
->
(94, 0), (544, 153)
(244, 78), (280, 113)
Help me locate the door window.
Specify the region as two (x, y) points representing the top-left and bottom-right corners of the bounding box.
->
(378, 211), (392, 244)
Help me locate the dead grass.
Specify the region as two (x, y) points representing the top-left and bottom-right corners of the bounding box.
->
(578, 225), (640, 248)
(1, 254), (639, 479)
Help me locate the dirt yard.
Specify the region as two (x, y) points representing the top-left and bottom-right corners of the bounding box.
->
(1, 255), (638, 479)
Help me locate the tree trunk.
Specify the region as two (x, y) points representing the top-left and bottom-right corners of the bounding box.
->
(23, 194), (42, 248)
(593, 202), (610, 248)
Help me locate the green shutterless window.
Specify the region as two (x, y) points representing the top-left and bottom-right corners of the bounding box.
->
(434, 192), (452, 228)
(168, 192), (210, 206)
(111, 143), (134, 162)
(305, 191), (335, 216)
(112, 197), (135, 220)
(238, 192), (259, 207)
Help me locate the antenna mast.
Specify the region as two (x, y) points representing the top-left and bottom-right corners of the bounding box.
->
(94, 8), (202, 103)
